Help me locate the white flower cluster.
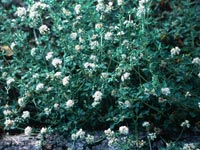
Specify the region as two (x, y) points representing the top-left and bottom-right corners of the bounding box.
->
(40, 127), (47, 134)
(4, 119), (14, 128)
(117, 0), (124, 6)
(119, 126), (129, 135)
(198, 102), (200, 109)
(84, 62), (96, 69)
(96, 0), (105, 12)
(46, 52), (53, 60)
(29, 2), (49, 20)
(92, 91), (103, 107)
(137, 0), (149, 17)
(62, 76), (70, 86)
(161, 87), (171, 96)
(147, 133), (157, 141)
(104, 32), (113, 40)
(118, 100), (131, 108)
(22, 111), (30, 119)
(44, 108), (51, 115)
(18, 97), (26, 107)
(15, 7), (27, 18)
(142, 121), (150, 128)
(183, 143), (197, 150)
(52, 58), (62, 68)
(74, 4), (81, 14)
(36, 83), (44, 91)
(170, 46), (181, 56)
(104, 128), (117, 147)
(192, 57), (200, 65)
(85, 134), (95, 144)
(6, 77), (15, 86)
(180, 120), (190, 128)
(39, 24), (49, 35)
(136, 140), (146, 148)
(66, 99), (74, 109)
(24, 126), (32, 136)
(3, 109), (12, 116)
(71, 129), (85, 140)
(121, 72), (130, 82)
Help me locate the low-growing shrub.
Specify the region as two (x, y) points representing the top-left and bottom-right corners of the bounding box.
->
(0, 0), (200, 149)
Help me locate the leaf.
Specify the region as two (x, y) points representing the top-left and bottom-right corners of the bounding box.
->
(0, 45), (13, 57)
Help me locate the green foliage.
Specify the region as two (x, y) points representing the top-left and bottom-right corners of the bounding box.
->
(0, 0), (200, 148)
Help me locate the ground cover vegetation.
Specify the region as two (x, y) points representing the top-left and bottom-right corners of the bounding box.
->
(0, 0), (200, 149)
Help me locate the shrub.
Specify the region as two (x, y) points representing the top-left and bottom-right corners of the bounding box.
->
(0, 0), (200, 148)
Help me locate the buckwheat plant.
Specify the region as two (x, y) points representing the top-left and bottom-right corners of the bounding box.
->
(0, 0), (200, 149)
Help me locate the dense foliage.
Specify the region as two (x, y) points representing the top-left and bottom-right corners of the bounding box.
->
(0, 0), (200, 149)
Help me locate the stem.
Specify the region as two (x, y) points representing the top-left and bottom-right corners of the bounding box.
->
(148, 138), (152, 150)
(174, 127), (184, 144)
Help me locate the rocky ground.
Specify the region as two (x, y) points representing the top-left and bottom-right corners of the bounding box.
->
(0, 131), (200, 150)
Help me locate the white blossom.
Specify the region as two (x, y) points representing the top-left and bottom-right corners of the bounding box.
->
(70, 32), (78, 40)
(198, 72), (200, 78)
(18, 97), (26, 107)
(31, 48), (36, 56)
(52, 58), (62, 68)
(4, 119), (14, 127)
(3, 110), (12, 116)
(85, 134), (95, 144)
(84, 62), (95, 69)
(40, 127), (47, 134)
(104, 32), (113, 40)
(148, 133), (157, 141)
(46, 52), (53, 60)
(6, 77), (15, 86)
(181, 120), (190, 128)
(74, 4), (81, 14)
(90, 41), (99, 50)
(15, 7), (27, 18)
(66, 99), (74, 108)
(121, 72), (130, 82)
(142, 121), (150, 128)
(54, 72), (62, 78)
(198, 102), (200, 109)
(24, 126), (32, 136)
(54, 103), (59, 110)
(22, 111), (30, 119)
(92, 91), (103, 101)
(95, 23), (103, 29)
(171, 46), (181, 56)
(36, 83), (44, 91)
(39, 25), (49, 35)
(62, 76), (70, 86)
(192, 57), (200, 65)
(161, 87), (171, 96)
(183, 143), (196, 150)
(44, 108), (51, 115)
(117, 0), (124, 6)
(119, 126), (129, 135)
(92, 101), (100, 107)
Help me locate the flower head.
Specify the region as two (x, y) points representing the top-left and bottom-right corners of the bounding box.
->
(24, 126), (32, 136)
(66, 99), (74, 108)
(36, 83), (44, 91)
(22, 111), (30, 119)
(15, 7), (27, 18)
(171, 46), (181, 56)
(39, 25), (49, 35)
(62, 76), (70, 86)
(92, 91), (103, 101)
(119, 126), (129, 135)
(52, 58), (62, 68)
(161, 87), (171, 96)
(181, 120), (190, 128)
